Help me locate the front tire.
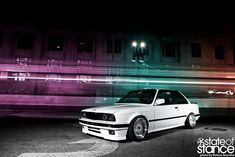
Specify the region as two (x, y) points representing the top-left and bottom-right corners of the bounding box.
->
(185, 113), (196, 129)
(127, 116), (148, 141)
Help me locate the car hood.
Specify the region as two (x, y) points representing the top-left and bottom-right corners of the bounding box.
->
(82, 103), (150, 114)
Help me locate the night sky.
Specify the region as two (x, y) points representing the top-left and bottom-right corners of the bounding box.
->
(0, 1), (234, 33)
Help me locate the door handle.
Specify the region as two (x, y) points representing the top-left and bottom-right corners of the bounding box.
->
(175, 106), (178, 109)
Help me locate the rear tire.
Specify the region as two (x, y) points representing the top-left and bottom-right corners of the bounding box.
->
(127, 116), (148, 141)
(185, 113), (196, 129)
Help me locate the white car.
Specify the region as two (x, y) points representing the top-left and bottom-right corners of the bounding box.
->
(79, 89), (200, 141)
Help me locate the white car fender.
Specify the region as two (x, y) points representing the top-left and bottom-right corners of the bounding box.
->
(127, 112), (148, 124)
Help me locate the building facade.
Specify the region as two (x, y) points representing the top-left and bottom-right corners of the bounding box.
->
(0, 24), (235, 113)
(0, 24), (234, 67)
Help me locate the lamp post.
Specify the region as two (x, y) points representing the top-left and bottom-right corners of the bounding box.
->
(131, 41), (149, 85)
(131, 41), (146, 63)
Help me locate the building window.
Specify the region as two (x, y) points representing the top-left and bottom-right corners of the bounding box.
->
(107, 40), (113, 53)
(48, 35), (64, 51)
(0, 32), (3, 48)
(77, 37), (93, 53)
(115, 40), (122, 54)
(17, 34), (34, 50)
(161, 41), (179, 57)
(215, 45), (224, 60)
(191, 43), (201, 58)
(107, 39), (122, 54)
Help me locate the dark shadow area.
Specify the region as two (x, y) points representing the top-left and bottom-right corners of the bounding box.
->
(198, 116), (235, 124)
(145, 127), (183, 141)
(200, 108), (235, 118)
(0, 105), (92, 120)
(198, 108), (235, 124)
(0, 117), (78, 127)
(0, 105), (91, 112)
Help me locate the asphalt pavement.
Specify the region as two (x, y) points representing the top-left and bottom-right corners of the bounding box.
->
(0, 117), (234, 157)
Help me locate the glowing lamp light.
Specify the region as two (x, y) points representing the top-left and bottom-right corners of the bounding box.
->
(140, 42), (145, 48)
(132, 41), (137, 47)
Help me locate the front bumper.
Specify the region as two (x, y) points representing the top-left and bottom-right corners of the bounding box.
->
(79, 120), (129, 141)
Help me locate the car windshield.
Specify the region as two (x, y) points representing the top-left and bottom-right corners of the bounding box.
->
(117, 89), (156, 104)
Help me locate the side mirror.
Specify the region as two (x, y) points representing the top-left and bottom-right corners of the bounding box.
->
(156, 98), (165, 105)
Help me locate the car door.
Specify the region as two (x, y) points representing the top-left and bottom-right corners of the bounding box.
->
(171, 91), (190, 125)
(154, 90), (181, 130)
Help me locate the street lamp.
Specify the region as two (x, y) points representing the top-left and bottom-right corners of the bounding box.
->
(132, 41), (137, 47)
(140, 41), (145, 48)
(131, 41), (146, 63)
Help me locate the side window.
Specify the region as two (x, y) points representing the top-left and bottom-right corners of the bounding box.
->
(157, 90), (173, 105)
(172, 91), (188, 104)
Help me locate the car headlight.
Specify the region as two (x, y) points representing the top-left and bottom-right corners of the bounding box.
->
(102, 113), (115, 121)
(81, 112), (87, 118)
(108, 114), (115, 121)
(102, 114), (108, 121)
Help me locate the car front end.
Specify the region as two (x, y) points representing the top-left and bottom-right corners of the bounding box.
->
(79, 110), (129, 141)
